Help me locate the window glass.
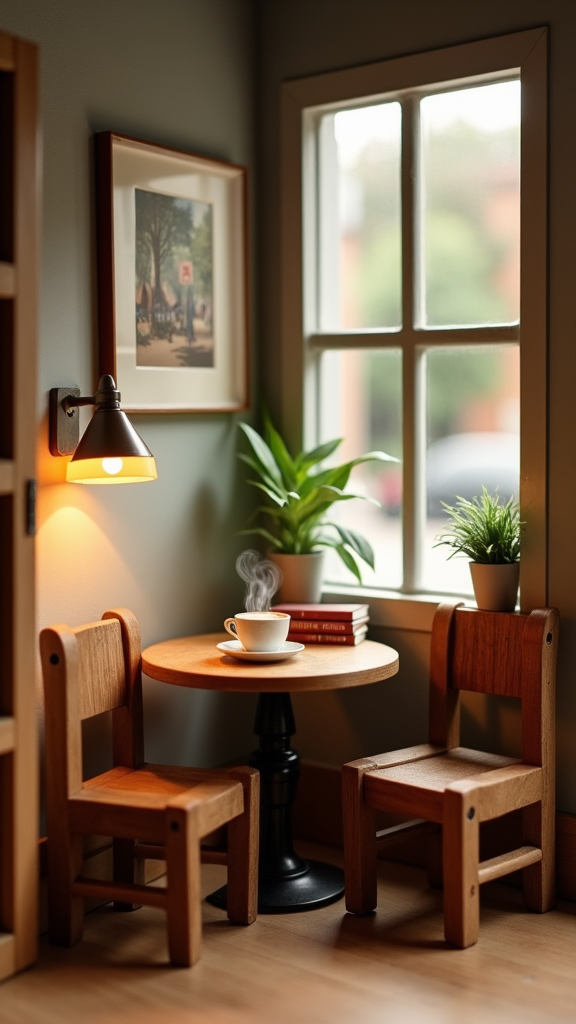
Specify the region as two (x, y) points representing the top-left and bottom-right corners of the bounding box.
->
(422, 345), (520, 594)
(304, 61), (532, 599)
(319, 102), (402, 331)
(320, 349), (403, 589)
(421, 81), (520, 328)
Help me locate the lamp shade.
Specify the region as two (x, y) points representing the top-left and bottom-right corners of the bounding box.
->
(66, 375), (157, 484)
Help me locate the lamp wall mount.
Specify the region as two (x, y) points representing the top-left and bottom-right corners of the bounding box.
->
(49, 386), (82, 456)
(49, 377), (124, 457)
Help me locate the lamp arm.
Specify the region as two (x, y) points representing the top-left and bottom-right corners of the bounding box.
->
(62, 394), (95, 413)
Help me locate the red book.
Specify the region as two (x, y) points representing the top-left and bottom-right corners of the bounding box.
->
(288, 617), (369, 635)
(272, 603), (369, 622)
(288, 627), (368, 646)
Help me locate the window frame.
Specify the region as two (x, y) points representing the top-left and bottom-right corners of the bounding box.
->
(280, 28), (548, 618)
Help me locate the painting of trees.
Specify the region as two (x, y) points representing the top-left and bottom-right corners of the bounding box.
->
(135, 187), (214, 368)
(136, 190), (192, 308)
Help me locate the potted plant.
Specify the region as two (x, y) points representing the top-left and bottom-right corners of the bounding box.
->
(237, 414), (398, 602)
(434, 487), (523, 611)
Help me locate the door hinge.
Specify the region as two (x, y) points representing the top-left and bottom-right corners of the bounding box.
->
(26, 478), (36, 535)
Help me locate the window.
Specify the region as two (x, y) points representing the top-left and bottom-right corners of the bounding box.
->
(281, 29), (547, 614)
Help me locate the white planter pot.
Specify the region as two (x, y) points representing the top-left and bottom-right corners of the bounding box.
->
(469, 562), (520, 612)
(268, 551), (326, 604)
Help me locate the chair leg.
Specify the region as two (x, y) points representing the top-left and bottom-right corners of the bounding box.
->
(342, 762), (377, 915)
(443, 786), (480, 948)
(523, 801), (555, 912)
(226, 767), (259, 925)
(113, 838), (144, 911)
(165, 804), (202, 967)
(47, 828), (84, 946)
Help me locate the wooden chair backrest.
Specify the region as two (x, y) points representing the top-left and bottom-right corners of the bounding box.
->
(40, 608), (144, 797)
(428, 603), (559, 767)
(74, 618), (126, 719)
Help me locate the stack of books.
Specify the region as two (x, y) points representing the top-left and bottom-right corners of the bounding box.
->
(271, 603), (370, 646)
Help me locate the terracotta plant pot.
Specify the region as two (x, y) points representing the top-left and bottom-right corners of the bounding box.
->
(268, 551), (326, 604)
(469, 562), (520, 612)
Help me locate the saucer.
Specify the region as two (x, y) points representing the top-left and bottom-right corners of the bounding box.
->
(216, 640), (305, 662)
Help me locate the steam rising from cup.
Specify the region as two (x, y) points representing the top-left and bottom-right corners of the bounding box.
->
(236, 550), (283, 612)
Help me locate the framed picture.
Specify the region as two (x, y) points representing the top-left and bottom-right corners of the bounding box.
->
(95, 132), (249, 413)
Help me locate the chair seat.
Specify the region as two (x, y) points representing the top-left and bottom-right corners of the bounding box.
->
(364, 746), (539, 823)
(69, 763), (244, 842)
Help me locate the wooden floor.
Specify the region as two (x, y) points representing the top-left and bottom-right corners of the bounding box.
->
(2, 843), (576, 1024)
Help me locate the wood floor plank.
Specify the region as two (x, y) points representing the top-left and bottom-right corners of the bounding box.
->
(1, 843), (575, 1023)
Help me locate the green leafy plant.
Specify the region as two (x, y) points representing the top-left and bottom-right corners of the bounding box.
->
(434, 487), (523, 564)
(237, 415), (399, 583)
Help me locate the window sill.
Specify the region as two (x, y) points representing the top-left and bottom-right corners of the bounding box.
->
(321, 584), (475, 633)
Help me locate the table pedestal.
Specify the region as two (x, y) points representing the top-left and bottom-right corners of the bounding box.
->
(206, 692), (345, 914)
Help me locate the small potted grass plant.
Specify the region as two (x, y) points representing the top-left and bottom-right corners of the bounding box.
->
(434, 487), (523, 611)
(237, 414), (398, 602)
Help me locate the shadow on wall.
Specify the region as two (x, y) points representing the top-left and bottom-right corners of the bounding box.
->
(142, 679), (257, 769)
(187, 479), (246, 629)
(291, 628), (431, 765)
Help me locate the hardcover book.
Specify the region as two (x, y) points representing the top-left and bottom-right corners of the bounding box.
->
(272, 603), (369, 621)
(287, 626), (368, 646)
(287, 617), (369, 634)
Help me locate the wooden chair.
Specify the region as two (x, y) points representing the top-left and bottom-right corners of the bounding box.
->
(342, 603), (559, 948)
(40, 608), (259, 967)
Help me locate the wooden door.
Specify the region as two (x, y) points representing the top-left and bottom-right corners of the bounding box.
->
(0, 28), (39, 980)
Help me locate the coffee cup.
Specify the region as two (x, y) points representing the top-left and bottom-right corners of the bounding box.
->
(223, 611), (291, 652)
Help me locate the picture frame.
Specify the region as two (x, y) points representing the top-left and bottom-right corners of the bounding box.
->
(95, 132), (249, 413)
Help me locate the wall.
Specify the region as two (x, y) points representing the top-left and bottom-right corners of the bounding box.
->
(256, 0), (576, 811)
(0, 0), (259, 780)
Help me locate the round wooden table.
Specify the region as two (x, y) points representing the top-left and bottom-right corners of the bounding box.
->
(142, 633), (399, 913)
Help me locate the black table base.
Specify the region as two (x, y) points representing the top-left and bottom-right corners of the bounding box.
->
(206, 691), (345, 914)
(207, 860), (344, 914)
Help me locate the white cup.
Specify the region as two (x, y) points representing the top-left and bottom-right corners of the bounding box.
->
(224, 611), (291, 652)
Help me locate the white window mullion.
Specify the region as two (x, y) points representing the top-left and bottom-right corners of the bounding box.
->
(308, 324), (519, 350)
(401, 94), (419, 591)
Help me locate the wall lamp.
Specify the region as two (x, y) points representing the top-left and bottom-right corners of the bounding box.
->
(49, 375), (157, 484)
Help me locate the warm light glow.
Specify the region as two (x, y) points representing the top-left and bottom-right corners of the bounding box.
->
(102, 457), (123, 475)
(66, 456), (157, 484)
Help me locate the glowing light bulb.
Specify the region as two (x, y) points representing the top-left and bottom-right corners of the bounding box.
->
(102, 457), (123, 476)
